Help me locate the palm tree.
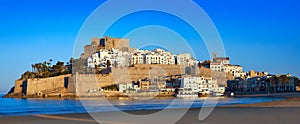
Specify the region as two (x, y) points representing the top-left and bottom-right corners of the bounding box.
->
(47, 62), (51, 68)
(279, 75), (290, 92)
(69, 58), (74, 65)
(31, 64), (35, 72)
(35, 63), (41, 73)
(266, 78), (271, 94)
(270, 76), (278, 93)
(49, 59), (53, 68)
(33, 63), (42, 78)
(42, 61), (48, 72)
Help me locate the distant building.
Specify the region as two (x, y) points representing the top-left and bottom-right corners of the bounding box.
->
(175, 53), (191, 65)
(227, 75), (298, 93)
(118, 83), (133, 93)
(82, 36), (130, 58)
(129, 48), (191, 66)
(176, 76), (200, 97)
(223, 64), (246, 78)
(139, 79), (150, 91)
(247, 70), (268, 78)
(87, 49), (130, 68)
(213, 52), (230, 64)
(130, 53), (145, 65)
(149, 78), (166, 92)
(176, 76), (225, 97)
(210, 52), (245, 78)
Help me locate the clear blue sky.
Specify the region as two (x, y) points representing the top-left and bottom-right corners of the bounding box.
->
(0, 0), (299, 93)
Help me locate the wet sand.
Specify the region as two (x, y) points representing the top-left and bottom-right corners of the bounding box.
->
(1, 97), (300, 124)
(228, 97), (300, 107)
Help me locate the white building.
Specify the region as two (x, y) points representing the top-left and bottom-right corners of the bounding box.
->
(198, 77), (221, 94)
(176, 76), (225, 97)
(223, 64), (246, 78)
(176, 77), (200, 97)
(87, 52), (105, 68)
(130, 53), (144, 65)
(210, 62), (223, 72)
(130, 48), (176, 65)
(175, 53), (191, 65)
(118, 83), (133, 93)
(210, 53), (246, 78)
(87, 49), (131, 68)
(87, 48), (195, 68)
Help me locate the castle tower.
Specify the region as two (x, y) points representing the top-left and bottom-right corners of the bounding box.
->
(213, 52), (217, 59)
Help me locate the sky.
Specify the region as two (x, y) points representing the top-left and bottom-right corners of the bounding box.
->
(0, 0), (299, 93)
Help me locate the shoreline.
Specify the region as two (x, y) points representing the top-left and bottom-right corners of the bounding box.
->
(1, 106), (300, 124)
(1, 95), (300, 124)
(4, 92), (300, 99)
(226, 96), (300, 107)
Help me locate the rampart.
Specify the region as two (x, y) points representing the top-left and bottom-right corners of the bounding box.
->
(23, 74), (71, 96)
(5, 65), (233, 98)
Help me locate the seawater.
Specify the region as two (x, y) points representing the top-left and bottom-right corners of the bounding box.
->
(0, 94), (284, 116)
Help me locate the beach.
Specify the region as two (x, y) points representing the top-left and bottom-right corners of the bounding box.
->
(1, 96), (300, 124)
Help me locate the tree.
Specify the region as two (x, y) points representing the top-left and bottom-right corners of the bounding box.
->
(31, 64), (35, 72)
(270, 76), (279, 93)
(42, 61), (48, 72)
(295, 78), (300, 87)
(49, 59), (53, 68)
(47, 62), (51, 68)
(69, 58), (74, 65)
(53, 61), (65, 73)
(35, 63), (42, 73)
(72, 58), (86, 74)
(266, 78), (271, 94)
(21, 71), (35, 80)
(278, 75), (290, 92)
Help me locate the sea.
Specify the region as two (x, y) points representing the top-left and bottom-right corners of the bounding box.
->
(0, 94), (284, 117)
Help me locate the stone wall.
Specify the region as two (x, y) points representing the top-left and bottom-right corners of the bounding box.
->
(105, 37), (130, 52)
(82, 37), (130, 58)
(73, 64), (186, 93)
(8, 65), (234, 97)
(113, 64), (185, 82)
(23, 74), (71, 95)
(14, 80), (24, 93)
(74, 65), (235, 93)
(75, 73), (115, 94)
(66, 76), (76, 93)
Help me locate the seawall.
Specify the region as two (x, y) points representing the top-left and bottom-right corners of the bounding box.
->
(4, 65), (232, 98)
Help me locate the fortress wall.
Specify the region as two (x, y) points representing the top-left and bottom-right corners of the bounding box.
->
(66, 76), (76, 93)
(25, 74), (71, 95)
(74, 65), (185, 93)
(75, 74), (115, 93)
(14, 80), (24, 93)
(21, 65), (233, 96)
(104, 38), (130, 52)
(15, 65), (234, 96)
(112, 64), (185, 83)
(114, 39), (130, 51)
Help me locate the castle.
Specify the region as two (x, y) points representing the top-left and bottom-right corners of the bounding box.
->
(82, 36), (131, 58)
(4, 37), (234, 98)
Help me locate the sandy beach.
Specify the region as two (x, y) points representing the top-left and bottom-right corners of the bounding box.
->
(1, 96), (300, 124)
